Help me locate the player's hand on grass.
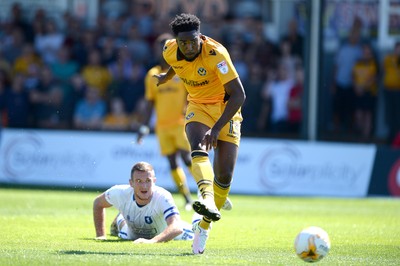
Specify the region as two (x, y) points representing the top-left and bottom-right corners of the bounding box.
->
(133, 238), (156, 244)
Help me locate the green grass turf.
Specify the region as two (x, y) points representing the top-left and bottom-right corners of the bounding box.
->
(0, 188), (399, 265)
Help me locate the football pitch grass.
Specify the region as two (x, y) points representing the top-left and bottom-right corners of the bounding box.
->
(0, 188), (399, 265)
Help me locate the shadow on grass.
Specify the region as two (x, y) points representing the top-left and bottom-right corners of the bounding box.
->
(57, 250), (193, 256)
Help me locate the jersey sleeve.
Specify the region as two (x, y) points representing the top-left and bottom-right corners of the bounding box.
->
(208, 46), (239, 85)
(157, 188), (180, 220)
(162, 39), (177, 66)
(104, 185), (126, 208)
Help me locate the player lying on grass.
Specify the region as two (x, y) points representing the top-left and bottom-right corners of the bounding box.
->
(93, 161), (194, 243)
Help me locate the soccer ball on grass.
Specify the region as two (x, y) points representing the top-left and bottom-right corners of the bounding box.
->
(294, 226), (331, 262)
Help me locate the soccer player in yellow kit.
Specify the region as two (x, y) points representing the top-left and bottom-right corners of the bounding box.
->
(153, 13), (246, 254)
(137, 33), (194, 211)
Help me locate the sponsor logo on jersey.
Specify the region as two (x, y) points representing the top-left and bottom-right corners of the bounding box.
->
(209, 49), (216, 55)
(181, 77), (209, 87)
(217, 60), (229, 74)
(197, 67), (207, 76)
(186, 112), (195, 120)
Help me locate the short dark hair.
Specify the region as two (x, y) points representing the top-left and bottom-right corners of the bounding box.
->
(131, 161), (155, 178)
(169, 13), (201, 36)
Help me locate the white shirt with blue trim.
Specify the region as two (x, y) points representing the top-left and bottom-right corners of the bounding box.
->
(104, 184), (180, 240)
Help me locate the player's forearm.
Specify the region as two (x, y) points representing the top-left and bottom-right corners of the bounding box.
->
(214, 83), (246, 131)
(151, 224), (183, 243)
(165, 67), (176, 81)
(140, 100), (154, 127)
(93, 205), (106, 237)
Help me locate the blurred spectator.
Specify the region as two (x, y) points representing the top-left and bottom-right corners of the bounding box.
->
(62, 12), (84, 49)
(382, 41), (400, 145)
(29, 66), (64, 129)
(279, 39), (302, 81)
(3, 27), (26, 65)
(281, 19), (304, 60)
(81, 49), (112, 97)
(8, 3), (34, 43)
(61, 74), (87, 127)
(102, 97), (131, 131)
(230, 44), (249, 83)
(125, 24), (151, 65)
(331, 27), (363, 134)
(352, 44), (378, 141)
(23, 59), (41, 91)
(0, 70), (9, 127)
(0, 51), (12, 81)
(99, 36), (117, 65)
(1, 74), (31, 128)
(123, 1), (154, 40)
(50, 45), (79, 83)
(107, 63), (145, 115)
(259, 63), (295, 133)
(13, 43), (42, 76)
(34, 19), (65, 65)
(72, 29), (99, 66)
(244, 28), (279, 74)
(241, 63), (264, 135)
(73, 86), (106, 130)
(108, 46), (135, 80)
(287, 67), (304, 133)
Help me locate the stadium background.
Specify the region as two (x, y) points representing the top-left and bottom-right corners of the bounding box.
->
(0, 0), (399, 197)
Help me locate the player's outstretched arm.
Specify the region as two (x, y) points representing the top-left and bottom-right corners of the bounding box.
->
(153, 67), (176, 86)
(93, 193), (113, 240)
(133, 215), (183, 244)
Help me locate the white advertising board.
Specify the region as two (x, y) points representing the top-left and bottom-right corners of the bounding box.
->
(0, 129), (376, 197)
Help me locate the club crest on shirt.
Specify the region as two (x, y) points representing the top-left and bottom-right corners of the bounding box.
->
(217, 61), (229, 74)
(197, 67), (207, 76)
(145, 216), (153, 224)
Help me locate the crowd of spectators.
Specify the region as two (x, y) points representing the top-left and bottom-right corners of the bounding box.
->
(0, 2), (306, 138)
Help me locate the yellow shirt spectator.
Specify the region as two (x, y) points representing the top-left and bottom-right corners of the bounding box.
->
(383, 54), (400, 90)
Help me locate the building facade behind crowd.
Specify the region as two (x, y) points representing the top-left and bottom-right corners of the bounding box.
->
(0, 0), (399, 147)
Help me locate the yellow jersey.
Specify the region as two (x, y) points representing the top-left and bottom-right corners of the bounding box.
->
(145, 65), (187, 129)
(163, 35), (239, 104)
(353, 59), (378, 95)
(383, 54), (400, 90)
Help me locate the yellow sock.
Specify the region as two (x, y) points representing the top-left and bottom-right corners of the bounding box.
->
(214, 179), (230, 210)
(191, 151), (214, 201)
(171, 167), (191, 203)
(199, 217), (212, 230)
